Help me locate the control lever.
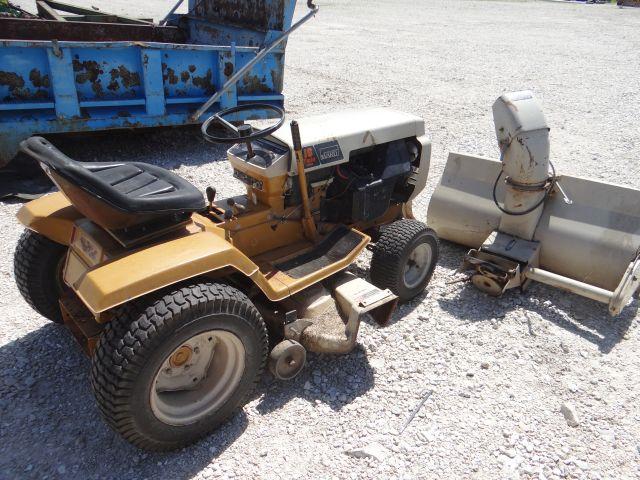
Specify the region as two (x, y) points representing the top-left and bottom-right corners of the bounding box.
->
(206, 186), (216, 209)
(238, 124), (255, 160)
(223, 209), (233, 240)
(291, 120), (318, 242)
(227, 198), (246, 216)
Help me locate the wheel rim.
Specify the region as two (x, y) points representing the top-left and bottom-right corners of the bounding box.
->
(150, 330), (245, 426)
(403, 242), (432, 289)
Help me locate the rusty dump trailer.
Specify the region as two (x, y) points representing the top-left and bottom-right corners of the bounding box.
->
(0, 0), (306, 167)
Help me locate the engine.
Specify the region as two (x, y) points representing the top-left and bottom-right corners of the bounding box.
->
(319, 139), (419, 224)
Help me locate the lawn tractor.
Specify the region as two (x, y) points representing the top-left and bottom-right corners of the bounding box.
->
(428, 91), (640, 315)
(13, 103), (438, 450)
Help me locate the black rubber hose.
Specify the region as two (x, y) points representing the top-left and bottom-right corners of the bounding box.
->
(492, 162), (556, 216)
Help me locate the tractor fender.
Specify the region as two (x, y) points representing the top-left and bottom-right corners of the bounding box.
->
(68, 231), (269, 315)
(16, 192), (81, 245)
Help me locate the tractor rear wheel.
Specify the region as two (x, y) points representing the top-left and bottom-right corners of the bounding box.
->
(91, 282), (268, 451)
(14, 229), (67, 323)
(370, 219), (439, 301)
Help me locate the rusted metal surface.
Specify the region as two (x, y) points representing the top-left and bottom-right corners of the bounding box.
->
(72, 58), (101, 96)
(42, 0), (152, 25)
(108, 65), (140, 90)
(36, 0), (66, 22)
(162, 64), (215, 95)
(242, 73), (273, 94)
(70, 58), (142, 97)
(0, 68), (50, 100)
(191, 0), (317, 120)
(59, 291), (103, 356)
(193, 0), (286, 32)
(0, 1), (300, 167)
(29, 68), (50, 88)
(36, 0), (153, 25)
(0, 18), (185, 42)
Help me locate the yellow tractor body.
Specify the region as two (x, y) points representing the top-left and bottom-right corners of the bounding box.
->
(18, 192), (371, 316)
(13, 105), (440, 450)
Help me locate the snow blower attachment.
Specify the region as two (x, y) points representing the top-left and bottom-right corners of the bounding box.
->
(428, 91), (640, 316)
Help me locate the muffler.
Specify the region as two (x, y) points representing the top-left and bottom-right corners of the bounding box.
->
(428, 91), (640, 316)
(284, 273), (398, 354)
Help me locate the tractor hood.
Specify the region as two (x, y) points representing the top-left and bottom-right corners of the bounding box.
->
(271, 108), (426, 175)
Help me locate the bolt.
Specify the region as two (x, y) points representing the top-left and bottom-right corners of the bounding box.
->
(164, 368), (172, 375)
(184, 365), (190, 370)
(194, 347), (200, 354)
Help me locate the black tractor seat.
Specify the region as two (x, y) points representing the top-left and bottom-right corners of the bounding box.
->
(20, 136), (205, 230)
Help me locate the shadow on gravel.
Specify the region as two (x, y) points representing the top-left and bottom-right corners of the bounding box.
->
(0, 127), (229, 204)
(254, 345), (375, 415)
(45, 127), (229, 169)
(434, 241), (636, 354)
(0, 324), (247, 480)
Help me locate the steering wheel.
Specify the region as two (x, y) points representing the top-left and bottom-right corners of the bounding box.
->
(201, 103), (285, 145)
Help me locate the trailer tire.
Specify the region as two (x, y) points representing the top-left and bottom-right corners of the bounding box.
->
(370, 219), (439, 301)
(91, 282), (268, 451)
(14, 229), (67, 323)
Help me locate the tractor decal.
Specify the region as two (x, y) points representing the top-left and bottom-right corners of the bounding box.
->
(302, 140), (344, 169)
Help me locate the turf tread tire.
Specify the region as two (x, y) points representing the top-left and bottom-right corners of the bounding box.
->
(91, 282), (268, 451)
(370, 219), (439, 301)
(14, 229), (67, 323)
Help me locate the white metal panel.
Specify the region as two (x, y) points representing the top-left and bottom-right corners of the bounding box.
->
(428, 152), (640, 292)
(271, 108), (425, 175)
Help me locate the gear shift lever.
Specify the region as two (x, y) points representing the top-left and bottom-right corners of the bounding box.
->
(237, 124), (255, 160)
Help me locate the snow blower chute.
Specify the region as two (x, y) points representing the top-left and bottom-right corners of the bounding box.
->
(428, 91), (640, 316)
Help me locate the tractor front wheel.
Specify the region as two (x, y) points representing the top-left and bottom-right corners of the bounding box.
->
(370, 219), (439, 301)
(91, 282), (268, 451)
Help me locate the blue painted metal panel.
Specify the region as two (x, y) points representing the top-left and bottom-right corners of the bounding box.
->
(217, 43), (237, 110)
(141, 49), (166, 116)
(0, 0), (297, 165)
(47, 47), (80, 118)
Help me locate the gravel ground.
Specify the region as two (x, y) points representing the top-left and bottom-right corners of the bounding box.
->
(2, 1), (640, 479)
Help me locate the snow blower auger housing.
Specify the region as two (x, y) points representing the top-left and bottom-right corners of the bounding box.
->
(14, 103), (438, 450)
(428, 91), (640, 316)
